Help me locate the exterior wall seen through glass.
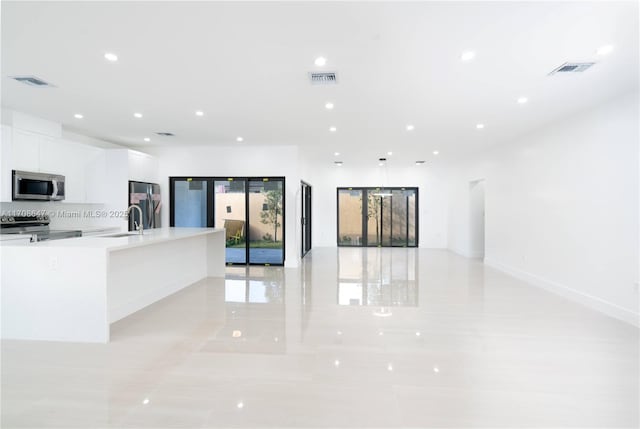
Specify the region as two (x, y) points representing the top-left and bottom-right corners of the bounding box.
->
(337, 187), (418, 248)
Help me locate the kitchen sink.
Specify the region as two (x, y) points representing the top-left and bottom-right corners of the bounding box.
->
(99, 232), (141, 238)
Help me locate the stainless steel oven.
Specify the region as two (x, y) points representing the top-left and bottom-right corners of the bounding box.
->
(12, 170), (65, 201)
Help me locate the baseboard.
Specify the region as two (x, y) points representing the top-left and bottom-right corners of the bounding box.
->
(484, 257), (640, 327)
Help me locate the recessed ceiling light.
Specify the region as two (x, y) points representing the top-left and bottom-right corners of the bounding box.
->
(73, 113), (83, 119)
(133, 112), (143, 118)
(460, 51), (476, 61)
(236, 401), (244, 409)
(325, 102), (334, 110)
(476, 123), (484, 129)
(195, 110), (204, 116)
(104, 52), (118, 62)
(517, 97), (528, 104)
(406, 124), (415, 131)
(596, 44), (614, 56)
(329, 126), (337, 132)
(433, 150), (439, 155)
(236, 136), (244, 142)
(334, 152), (340, 156)
(143, 137), (151, 142)
(387, 151), (393, 156)
(315, 56), (327, 66)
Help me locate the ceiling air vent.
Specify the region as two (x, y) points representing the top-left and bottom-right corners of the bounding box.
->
(309, 72), (338, 85)
(549, 62), (596, 75)
(156, 132), (174, 137)
(11, 75), (55, 87)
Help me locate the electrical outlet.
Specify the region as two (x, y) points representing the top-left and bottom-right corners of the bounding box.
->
(49, 256), (58, 271)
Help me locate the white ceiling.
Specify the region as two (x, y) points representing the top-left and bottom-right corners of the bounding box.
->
(1, 1), (638, 165)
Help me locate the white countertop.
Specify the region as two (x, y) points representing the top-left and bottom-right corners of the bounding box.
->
(0, 234), (33, 243)
(1, 227), (225, 251)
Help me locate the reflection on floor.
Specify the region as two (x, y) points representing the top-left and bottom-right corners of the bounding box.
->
(2, 248), (638, 428)
(338, 248), (418, 306)
(225, 248), (283, 264)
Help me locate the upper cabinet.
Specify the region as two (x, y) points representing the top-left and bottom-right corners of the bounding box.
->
(128, 150), (159, 184)
(11, 129), (42, 172)
(1, 112), (158, 204)
(0, 125), (13, 202)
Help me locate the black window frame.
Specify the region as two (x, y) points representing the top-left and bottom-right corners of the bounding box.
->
(336, 186), (419, 248)
(169, 176), (286, 266)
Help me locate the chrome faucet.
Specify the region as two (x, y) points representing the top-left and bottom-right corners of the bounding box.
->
(127, 205), (144, 235)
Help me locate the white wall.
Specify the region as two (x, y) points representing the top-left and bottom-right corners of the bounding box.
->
(447, 91), (639, 325)
(299, 160), (449, 249)
(147, 145), (301, 267)
(469, 179), (485, 258)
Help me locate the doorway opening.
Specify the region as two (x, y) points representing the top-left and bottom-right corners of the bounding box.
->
(301, 181), (312, 258)
(169, 177), (285, 266)
(469, 179), (485, 259)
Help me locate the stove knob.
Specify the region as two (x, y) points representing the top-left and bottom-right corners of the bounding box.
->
(43, 215), (49, 221)
(0, 216), (6, 223)
(8, 217), (14, 223)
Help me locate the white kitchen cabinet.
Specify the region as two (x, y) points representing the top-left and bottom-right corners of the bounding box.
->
(128, 150), (159, 183)
(0, 125), (13, 202)
(1, 114), (159, 205)
(40, 139), (104, 203)
(11, 129), (41, 172)
(38, 138), (93, 203)
(38, 136), (67, 175)
(1, 123), (113, 204)
(84, 149), (107, 204)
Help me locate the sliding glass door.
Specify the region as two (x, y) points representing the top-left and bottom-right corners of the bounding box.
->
(214, 179), (247, 264)
(170, 178), (213, 227)
(248, 178), (284, 265)
(337, 187), (418, 247)
(170, 177), (285, 266)
(301, 181), (312, 258)
(337, 188), (363, 246)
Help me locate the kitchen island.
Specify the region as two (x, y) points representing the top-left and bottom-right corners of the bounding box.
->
(0, 227), (225, 343)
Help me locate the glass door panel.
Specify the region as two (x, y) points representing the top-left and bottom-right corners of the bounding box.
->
(391, 190), (408, 246)
(408, 191), (417, 246)
(381, 194), (392, 247)
(248, 178), (284, 265)
(365, 190), (381, 246)
(338, 189), (363, 246)
(215, 179), (247, 265)
(172, 178), (212, 227)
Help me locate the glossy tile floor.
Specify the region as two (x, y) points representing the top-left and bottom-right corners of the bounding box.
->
(2, 248), (638, 428)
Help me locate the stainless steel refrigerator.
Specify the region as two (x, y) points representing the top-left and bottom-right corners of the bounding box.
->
(128, 181), (162, 231)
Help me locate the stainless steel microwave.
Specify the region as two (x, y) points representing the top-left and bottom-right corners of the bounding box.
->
(12, 170), (65, 201)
